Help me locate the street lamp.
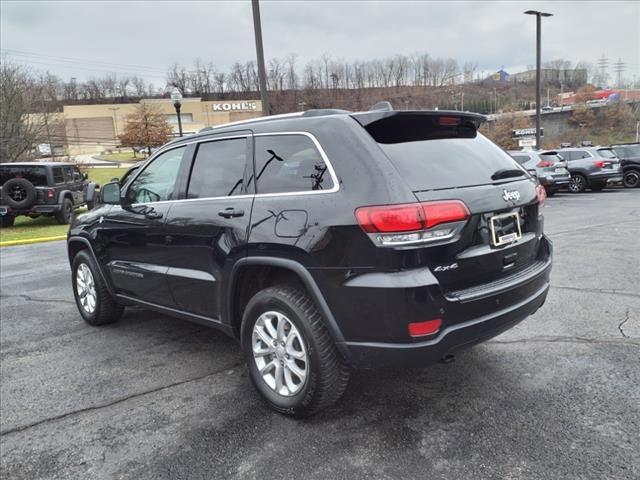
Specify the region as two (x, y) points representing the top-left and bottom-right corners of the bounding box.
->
(171, 88), (183, 137)
(524, 10), (553, 150)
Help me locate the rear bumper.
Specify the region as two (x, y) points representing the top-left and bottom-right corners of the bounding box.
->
(588, 172), (623, 184)
(0, 204), (64, 215)
(343, 281), (549, 367)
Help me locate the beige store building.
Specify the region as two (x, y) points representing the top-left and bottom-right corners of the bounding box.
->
(63, 98), (262, 155)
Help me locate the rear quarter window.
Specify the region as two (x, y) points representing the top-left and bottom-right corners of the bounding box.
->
(377, 133), (520, 191)
(252, 134), (335, 194)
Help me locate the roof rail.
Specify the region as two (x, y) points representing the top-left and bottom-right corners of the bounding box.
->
(301, 109), (350, 117)
(369, 101), (393, 112)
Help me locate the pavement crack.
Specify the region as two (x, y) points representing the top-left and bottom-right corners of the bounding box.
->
(0, 293), (75, 305)
(488, 335), (640, 347)
(618, 309), (630, 338)
(551, 285), (640, 299)
(0, 361), (241, 437)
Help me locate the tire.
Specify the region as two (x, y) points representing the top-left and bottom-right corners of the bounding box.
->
(71, 250), (124, 326)
(55, 198), (74, 224)
(241, 284), (350, 417)
(0, 213), (15, 228)
(1, 178), (36, 209)
(590, 183), (605, 192)
(623, 170), (640, 188)
(568, 174), (587, 193)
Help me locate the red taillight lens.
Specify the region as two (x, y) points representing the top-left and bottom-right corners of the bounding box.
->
(355, 200), (469, 233)
(408, 319), (442, 337)
(46, 189), (55, 199)
(593, 161), (606, 168)
(536, 184), (546, 206)
(536, 160), (553, 168)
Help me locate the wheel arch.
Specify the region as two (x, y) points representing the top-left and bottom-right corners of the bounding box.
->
(227, 257), (351, 361)
(57, 190), (74, 204)
(67, 236), (115, 295)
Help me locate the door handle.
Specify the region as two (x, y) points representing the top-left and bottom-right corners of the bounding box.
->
(145, 210), (163, 220)
(218, 207), (245, 218)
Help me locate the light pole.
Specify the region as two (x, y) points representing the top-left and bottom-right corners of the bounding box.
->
(108, 107), (120, 137)
(252, 0), (270, 116)
(171, 88), (183, 137)
(524, 10), (553, 150)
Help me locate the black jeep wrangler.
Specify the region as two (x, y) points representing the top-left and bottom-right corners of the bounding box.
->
(0, 162), (98, 227)
(68, 107), (551, 416)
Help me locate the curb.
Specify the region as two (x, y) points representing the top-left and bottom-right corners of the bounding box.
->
(0, 235), (67, 247)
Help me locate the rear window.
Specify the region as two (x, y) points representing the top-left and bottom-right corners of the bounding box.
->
(510, 155), (530, 165)
(0, 166), (48, 186)
(539, 153), (563, 163)
(377, 133), (521, 191)
(597, 148), (616, 159)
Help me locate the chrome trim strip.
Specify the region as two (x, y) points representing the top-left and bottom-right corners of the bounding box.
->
(128, 131), (340, 207)
(166, 267), (216, 282)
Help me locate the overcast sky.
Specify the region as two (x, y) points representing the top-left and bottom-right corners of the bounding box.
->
(2, 0), (638, 85)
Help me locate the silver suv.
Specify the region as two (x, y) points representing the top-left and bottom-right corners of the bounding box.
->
(541, 147), (623, 193)
(508, 150), (570, 196)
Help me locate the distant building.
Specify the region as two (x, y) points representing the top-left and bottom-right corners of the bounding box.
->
(61, 98), (262, 155)
(29, 98), (263, 156)
(484, 69), (510, 85)
(509, 68), (588, 87)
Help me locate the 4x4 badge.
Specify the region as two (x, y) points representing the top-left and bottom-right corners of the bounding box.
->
(502, 189), (520, 202)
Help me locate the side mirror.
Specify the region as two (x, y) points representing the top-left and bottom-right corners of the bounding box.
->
(101, 181), (121, 205)
(83, 173), (89, 180)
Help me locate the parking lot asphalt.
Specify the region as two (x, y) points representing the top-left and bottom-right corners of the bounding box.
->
(1, 189), (639, 480)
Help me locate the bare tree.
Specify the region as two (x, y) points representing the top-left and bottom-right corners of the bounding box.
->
(0, 62), (56, 161)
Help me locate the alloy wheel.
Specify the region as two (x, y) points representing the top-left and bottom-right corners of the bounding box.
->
(252, 311), (308, 396)
(569, 175), (584, 193)
(76, 263), (97, 314)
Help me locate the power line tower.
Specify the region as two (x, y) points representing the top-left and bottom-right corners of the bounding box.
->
(613, 57), (626, 88)
(596, 54), (609, 87)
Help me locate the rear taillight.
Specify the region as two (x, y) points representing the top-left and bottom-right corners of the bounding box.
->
(355, 200), (469, 246)
(46, 189), (55, 199)
(593, 161), (606, 168)
(536, 160), (553, 168)
(536, 184), (546, 206)
(408, 319), (442, 337)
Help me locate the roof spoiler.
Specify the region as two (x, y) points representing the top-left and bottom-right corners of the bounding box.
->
(351, 110), (487, 144)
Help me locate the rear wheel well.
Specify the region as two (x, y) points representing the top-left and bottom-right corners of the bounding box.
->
(230, 265), (310, 338)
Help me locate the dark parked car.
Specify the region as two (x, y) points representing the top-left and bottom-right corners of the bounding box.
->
(508, 150), (570, 195)
(67, 108), (552, 416)
(0, 162), (98, 227)
(611, 143), (640, 188)
(542, 147), (623, 193)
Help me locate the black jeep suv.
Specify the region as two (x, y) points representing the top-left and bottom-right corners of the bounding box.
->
(0, 162), (98, 227)
(67, 108), (552, 416)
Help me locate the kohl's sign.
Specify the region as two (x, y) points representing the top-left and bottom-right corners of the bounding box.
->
(213, 102), (258, 112)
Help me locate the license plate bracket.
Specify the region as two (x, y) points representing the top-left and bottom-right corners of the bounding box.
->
(490, 212), (522, 246)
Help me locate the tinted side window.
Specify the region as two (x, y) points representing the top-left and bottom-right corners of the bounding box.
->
(575, 150), (591, 159)
(63, 167), (74, 182)
(52, 167), (64, 183)
(127, 146), (185, 204)
(72, 167), (82, 181)
(187, 138), (247, 199)
(253, 135), (334, 194)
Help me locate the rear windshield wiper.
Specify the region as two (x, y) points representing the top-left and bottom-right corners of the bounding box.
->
(491, 168), (526, 181)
